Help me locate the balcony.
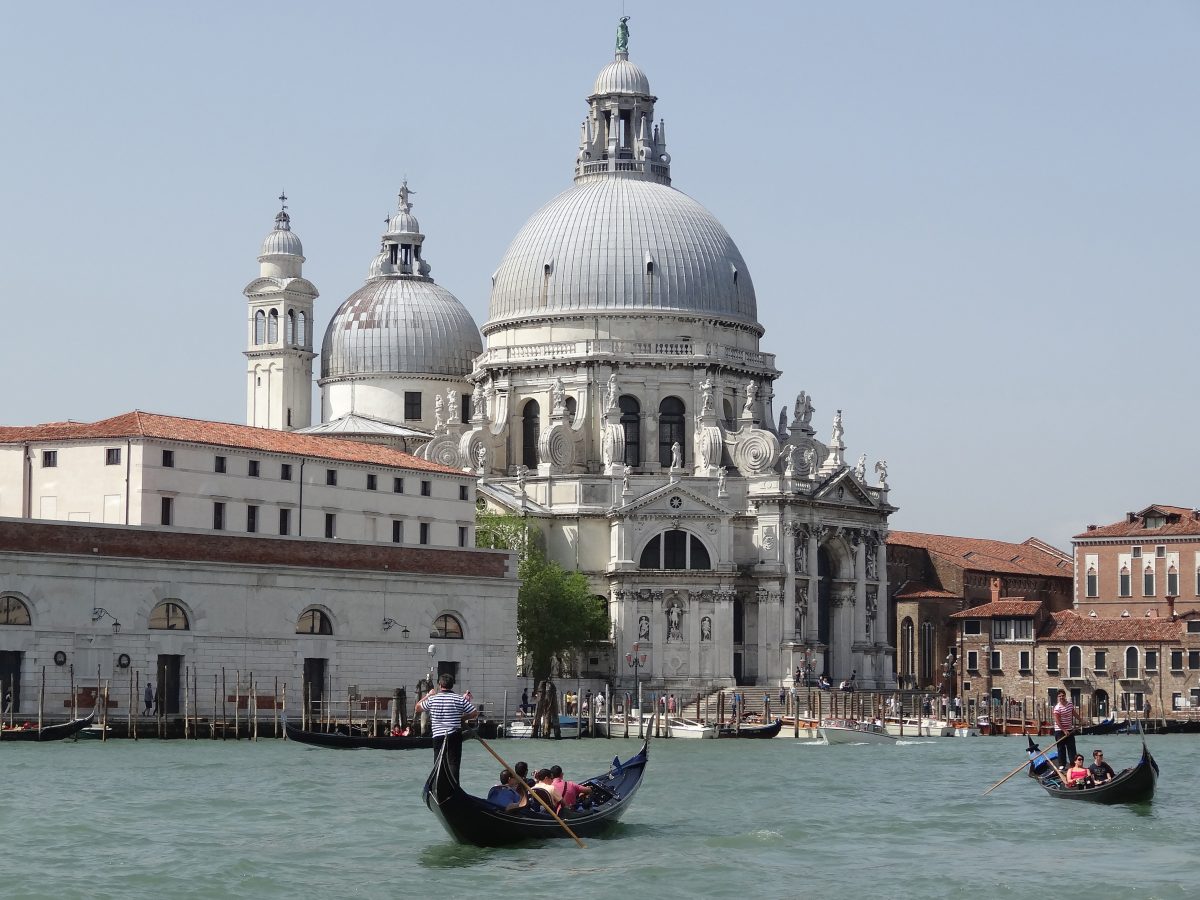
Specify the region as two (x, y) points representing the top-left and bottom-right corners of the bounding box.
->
(476, 339), (777, 372)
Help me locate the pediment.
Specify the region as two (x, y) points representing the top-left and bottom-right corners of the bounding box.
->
(812, 469), (879, 508)
(242, 276), (319, 299)
(615, 481), (733, 518)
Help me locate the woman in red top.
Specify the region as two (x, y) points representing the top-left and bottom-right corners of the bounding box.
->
(1065, 755), (1091, 789)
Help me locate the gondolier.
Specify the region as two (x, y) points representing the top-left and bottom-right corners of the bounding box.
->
(1052, 689), (1078, 765)
(415, 673), (478, 781)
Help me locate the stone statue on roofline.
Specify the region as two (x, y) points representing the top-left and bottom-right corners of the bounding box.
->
(831, 409), (843, 444)
(743, 380), (758, 416)
(616, 16), (630, 53)
(670, 441), (682, 471)
(778, 406), (788, 434)
(783, 445), (796, 477)
(447, 389), (459, 424)
(795, 391), (814, 426)
(434, 394), (444, 429)
(854, 453), (866, 480)
(875, 459), (889, 488)
(605, 373), (618, 411)
(471, 381), (485, 420)
(700, 375), (714, 414)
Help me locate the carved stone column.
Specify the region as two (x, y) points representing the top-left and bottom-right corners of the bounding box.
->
(805, 526), (822, 646)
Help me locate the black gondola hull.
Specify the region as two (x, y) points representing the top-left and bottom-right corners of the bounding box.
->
(1026, 736), (1157, 804)
(0, 712), (95, 742)
(284, 721), (432, 750)
(423, 741), (648, 846)
(718, 719), (783, 739)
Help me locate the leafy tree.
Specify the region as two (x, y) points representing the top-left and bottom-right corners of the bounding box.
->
(477, 508), (609, 684)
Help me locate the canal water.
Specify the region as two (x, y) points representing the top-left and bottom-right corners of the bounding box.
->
(1, 733), (1193, 899)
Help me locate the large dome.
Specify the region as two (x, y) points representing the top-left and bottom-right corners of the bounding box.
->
(485, 178), (758, 330)
(322, 278), (482, 378)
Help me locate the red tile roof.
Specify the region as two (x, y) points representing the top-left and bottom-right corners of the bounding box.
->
(1074, 505), (1200, 540)
(0, 411), (462, 475)
(949, 599), (1043, 619)
(887, 531), (1072, 579)
(1040, 610), (1180, 643)
(893, 580), (960, 600)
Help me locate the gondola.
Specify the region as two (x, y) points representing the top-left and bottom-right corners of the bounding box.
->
(0, 711), (94, 742)
(1026, 735), (1158, 804)
(423, 739), (648, 846)
(718, 718), (783, 739)
(284, 720), (432, 750)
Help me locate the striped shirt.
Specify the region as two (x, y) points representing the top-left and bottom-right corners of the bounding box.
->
(422, 690), (476, 738)
(1052, 700), (1075, 733)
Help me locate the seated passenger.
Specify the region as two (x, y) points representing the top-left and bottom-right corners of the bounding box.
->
(530, 768), (562, 808)
(1065, 755), (1091, 788)
(514, 760), (535, 787)
(486, 770), (525, 811)
(550, 764), (593, 809)
(1088, 749), (1116, 784)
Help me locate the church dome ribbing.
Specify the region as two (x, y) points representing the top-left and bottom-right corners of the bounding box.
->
(592, 54), (651, 96)
(259, 208), (304, 259)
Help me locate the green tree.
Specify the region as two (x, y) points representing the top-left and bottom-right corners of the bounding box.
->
(477, 508), (609, 684)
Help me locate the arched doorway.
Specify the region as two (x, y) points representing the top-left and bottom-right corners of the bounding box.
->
(817, 547), (833, 676)
(1094, 688), (1109, 719)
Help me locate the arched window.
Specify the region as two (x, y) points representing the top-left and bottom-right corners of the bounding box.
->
(919, 620), (935, 686)
(1143, 564), (1154, 597)
(254, 310), (266, 345)
(564, 396), (577, 426)
(722, 399), (735, 432)
(638, 530), (711, 570)
(1167, 565), (1179, 597)
(658, 396), (685, 468)
(432, 614), (463, 639)
(1068, 645), (1082, 679)
(297, 608), (333, 635)
(297, 311), (306, 346)
(0, 594), (31, 626)
(1119, 565), (1131, 597)
(1085, 565), (1097, 598)
(521, 400), (540, 470)
(286, 309), (295, 344)
(619, 395), (641, 467)
(900, 617), (914, 678)
(149, 601), (189, 631)
(268, 309), (279, 343)
(1124, 646), (1139, 679)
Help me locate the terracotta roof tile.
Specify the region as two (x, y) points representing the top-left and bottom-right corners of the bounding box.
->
(1041, 610), (1180, 643)
(893, 580), (960, 600)
(0, 411), (462, 475)
(949, 599), (1042, 619)
(1074, 504), (1200, 540)
(887, 531), (1072, 579)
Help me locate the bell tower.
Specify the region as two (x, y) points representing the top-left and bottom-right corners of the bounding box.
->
(243, 193), (318, 430)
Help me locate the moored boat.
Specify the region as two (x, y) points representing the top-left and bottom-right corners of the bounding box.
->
(423, 739), (648, 846)
(718, 718), (782, 739)
(0, 712), (95, 742)
(284, 720), (432, 749)
(882, 717), (955, 738)
(1026, 735), (1158, 804)
(504, 715), (580, 739)
(818, 719), (898, 745)
(664, 717), (717, 739)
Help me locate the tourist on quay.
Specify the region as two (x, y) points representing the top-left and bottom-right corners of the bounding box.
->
(521, 688), (529, 713)
(144, 682), (154, 716)
(667, 694), (677, 715)
(1089, 749), (1115, 784)
(1052, 690), (1078, 766)
(818, 674), (832, 690)
(415, 673), (479, 782)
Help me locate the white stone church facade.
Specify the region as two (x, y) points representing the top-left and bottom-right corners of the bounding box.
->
(239, 26), (900, 693)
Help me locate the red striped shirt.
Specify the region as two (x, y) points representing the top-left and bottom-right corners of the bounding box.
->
(1053, 700), (1075, 732)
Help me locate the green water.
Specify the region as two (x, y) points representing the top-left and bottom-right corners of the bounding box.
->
(1, 734), (1192, 899)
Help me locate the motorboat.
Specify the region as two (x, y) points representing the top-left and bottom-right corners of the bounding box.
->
(882, 717), (955, 738)
(505, 715), (580, 739)
(818, 718), (898, 745)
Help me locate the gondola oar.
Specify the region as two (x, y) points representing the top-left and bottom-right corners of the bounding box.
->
(983, 734), (1064, 795)
(472, 734), (587, 849)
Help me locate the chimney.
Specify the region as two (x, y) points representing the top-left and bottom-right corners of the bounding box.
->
(990, 577), (1001, 603)
(1086, 524), (1096, 531)
(1168, 595), (1177, 619)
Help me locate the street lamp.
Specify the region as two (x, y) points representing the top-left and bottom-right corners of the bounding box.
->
(91, 607), (121, 633)
(625, 641), (647, 737)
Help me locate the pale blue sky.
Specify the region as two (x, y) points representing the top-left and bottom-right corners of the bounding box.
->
(1, 2), (1196, 548)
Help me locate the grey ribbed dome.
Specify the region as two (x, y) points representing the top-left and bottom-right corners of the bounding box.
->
(260, 212), (304, 258)
(485, 178), (758, 329)
(321, 278), (482, 378)
(592, 56), (651, 96)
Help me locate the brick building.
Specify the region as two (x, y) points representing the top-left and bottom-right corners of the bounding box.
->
(887, 532), (1073, 690)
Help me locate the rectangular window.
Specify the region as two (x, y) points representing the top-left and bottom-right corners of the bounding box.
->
(281, 463), (292, 481)
(162, 449), (174, 468)
(1019, 650), (1031, 673)
(1173, 692), (1183, 711)
(1171, 649), (1184, 671)
(966, 650), (979, 672)
(1131, 546), (1142, 558)
(459, 485), (469, 501)
(1188, 621), (1200, 634)
(458, 526), (468, 548)
(1086, 571), (1097, 597)
(1156, 545), (1166, 558)
(404, 391), (422, 421)
(367, 473), (377, 491)
(41, 450), (57, 467)
(279, 508), (291, 536)
(213, 502), (225, 531)
(215, 455), (227, 474)
(1145, 649), (1158, 672)
(247, 505), (258, 533)
(991, 618), (1032, 641)
(419, 522), (430, 545)
(1190, 649), (1200, 671)
(421, 480), (431, 497)
(964, 619), (981, 636)
(392, 520), (403, 543)
(324, 513), (336, 539)
(1094, 650), (1107, 673)
(248, 460), (260, 477)
(1046, 649), (1060, 673)
(160, 497), (173, 526)
(105, 448), (121, 466)
(326, 469), (337, 486)
(1144, 570), (1155, 596)
(990, 650), (1001, 672)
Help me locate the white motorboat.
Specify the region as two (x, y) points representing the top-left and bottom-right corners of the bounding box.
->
(882, 718), (955, 737)
(818, 719), (898, 745)
(505, 715), (579, 738)
(664, 717), (717, 739)
(591, 715), (716, 739)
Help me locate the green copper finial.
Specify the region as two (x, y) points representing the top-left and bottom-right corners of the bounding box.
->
(616, 16), (630, 54)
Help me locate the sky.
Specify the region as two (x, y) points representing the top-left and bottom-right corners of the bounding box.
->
(1, 2), (1196, 550)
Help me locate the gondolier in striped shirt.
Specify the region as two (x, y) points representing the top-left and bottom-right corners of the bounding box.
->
(415, 673), (478, 781)
(1052, 689), (1078, 767)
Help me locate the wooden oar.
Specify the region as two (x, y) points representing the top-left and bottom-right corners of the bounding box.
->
(983, 734), (1064, 795)
(472, 734), (586, 849)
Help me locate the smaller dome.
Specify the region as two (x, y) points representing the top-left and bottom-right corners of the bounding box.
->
(387, 211), (421, 235)
(367, 247), (394, 279)
(260, 210), (304, 258)
(593, 54), (650, 96)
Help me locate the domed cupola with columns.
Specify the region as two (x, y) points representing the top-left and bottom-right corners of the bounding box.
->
(467, 20), (898, 696)
(314, 182), (482, 446)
